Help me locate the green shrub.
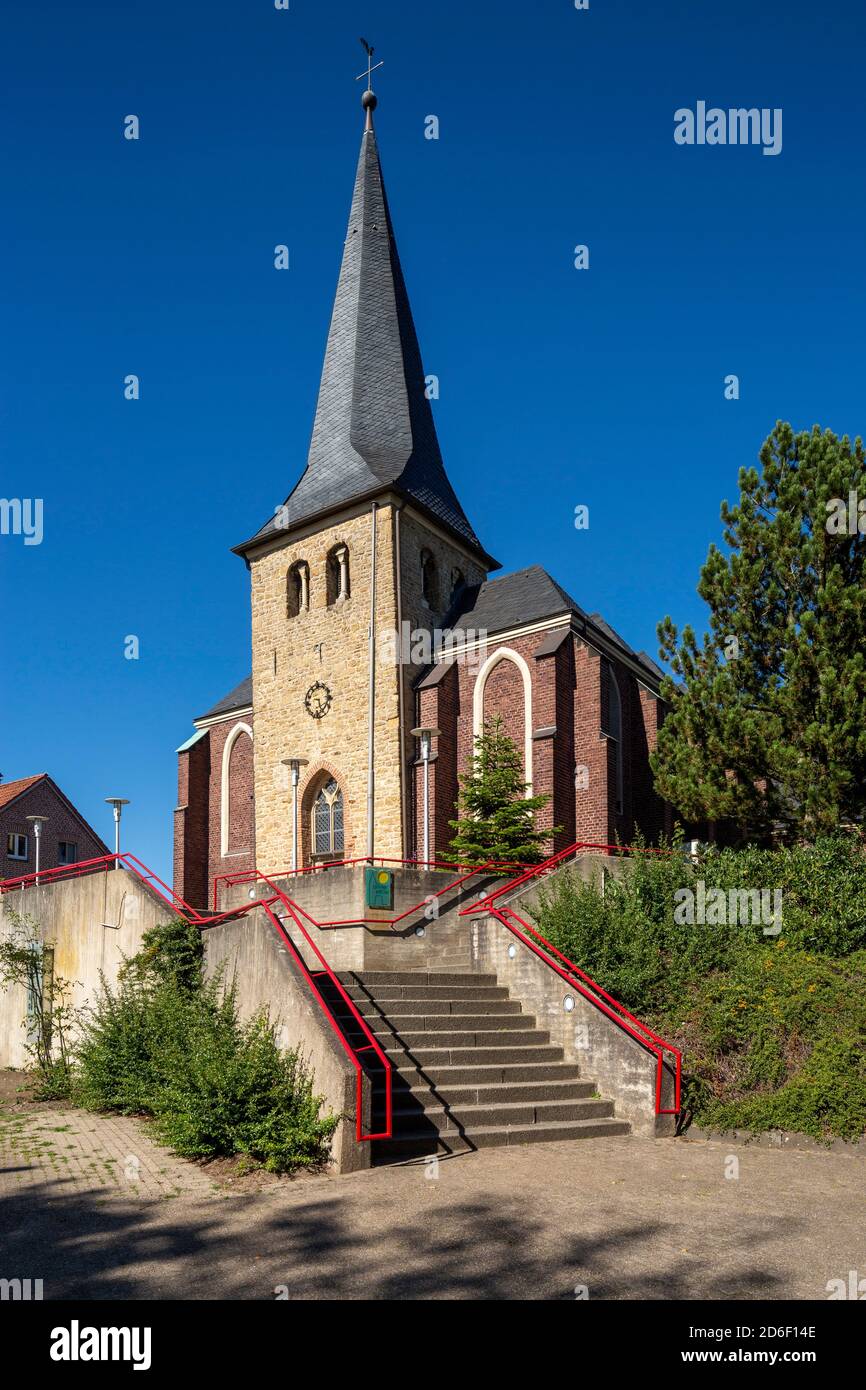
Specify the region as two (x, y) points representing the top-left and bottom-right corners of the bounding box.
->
(676, 949), (866, 1141)
(73, 923), (337, 1172)
(532, 837), (866, 1140)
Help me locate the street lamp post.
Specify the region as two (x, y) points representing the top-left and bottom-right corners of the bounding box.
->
(411, 727), (441, 864)
(281, 759), (309, 873)
(104, 798), (130, 867)
(25, 815), (48, 885)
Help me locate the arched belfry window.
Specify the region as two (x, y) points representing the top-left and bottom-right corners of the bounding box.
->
(420, 549), (438, 609)
(313, 778), (344, 857)
(605, 663), (624, 815)
(287, 561), (310, 618)
(450, 568), (465, 606)
(326, 544), (350, 606)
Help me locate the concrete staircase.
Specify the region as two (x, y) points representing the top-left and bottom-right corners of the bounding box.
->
(329, 969), (631, 1161)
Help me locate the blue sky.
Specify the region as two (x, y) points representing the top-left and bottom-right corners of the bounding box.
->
(2, 0), (864, 883)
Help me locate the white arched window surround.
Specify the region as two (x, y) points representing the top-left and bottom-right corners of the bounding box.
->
(472, 647), (534, 795)
(220, 721), (253, 857)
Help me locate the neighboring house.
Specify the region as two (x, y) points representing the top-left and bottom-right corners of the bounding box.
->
(0, 774), (110, 879)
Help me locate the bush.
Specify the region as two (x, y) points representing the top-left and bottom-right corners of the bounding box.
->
(532, 836), (866, 1140)
(73, 920), (337, 1172)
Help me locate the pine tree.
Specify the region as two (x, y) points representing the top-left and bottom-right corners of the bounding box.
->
(449, 716), (558, 864)
(652, 422), (866, 841)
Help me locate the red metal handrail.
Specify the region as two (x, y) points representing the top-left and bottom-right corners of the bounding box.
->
(2, 852), (391, 1143)
(1, 852), (206, 922)
(212, 855), (523, 912)
(246, 873), (392, 1141)
(493, 905), (680, 1114)
(214, 857), (519, 928)
(454, 842), (682, 1116)
(466, 839), (676, 914)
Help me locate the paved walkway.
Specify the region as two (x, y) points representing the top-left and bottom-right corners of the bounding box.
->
(0, 1102), (218, 1199)
(1, 1098), (864, 1299)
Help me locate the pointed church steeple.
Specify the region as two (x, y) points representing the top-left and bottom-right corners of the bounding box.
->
(236, 91), (496, 567)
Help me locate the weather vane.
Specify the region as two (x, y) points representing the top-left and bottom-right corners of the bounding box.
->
(356, 38), (384, 93)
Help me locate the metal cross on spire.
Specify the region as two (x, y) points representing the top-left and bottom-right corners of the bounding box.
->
(356, 38), (384, 92)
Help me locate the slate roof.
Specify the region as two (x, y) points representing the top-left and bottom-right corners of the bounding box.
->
(235, 115), (494, 566)
(450, 565), (663, 685)
(196, 676), (253, 723)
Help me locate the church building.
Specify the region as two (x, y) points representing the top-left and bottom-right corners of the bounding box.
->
(173, 91), (670, 908)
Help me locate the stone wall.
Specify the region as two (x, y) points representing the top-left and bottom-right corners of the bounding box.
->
(249, 497), (490, 874)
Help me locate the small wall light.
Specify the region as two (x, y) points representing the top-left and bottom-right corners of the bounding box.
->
(507, 944), (517, 959)
(563, 995), (576, 1012)
(415, 924), (426, 939)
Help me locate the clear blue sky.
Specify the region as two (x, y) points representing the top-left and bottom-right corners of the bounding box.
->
(2, 0), (864, 884)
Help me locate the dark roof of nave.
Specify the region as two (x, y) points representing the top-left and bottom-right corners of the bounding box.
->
(233, 109), (496, 569)
(451, 565), (664, 685)
(196, 675), (252, 724)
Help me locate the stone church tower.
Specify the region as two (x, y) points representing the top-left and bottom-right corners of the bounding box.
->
(173, 92), (670, 908)
(231, 92), (497, 875)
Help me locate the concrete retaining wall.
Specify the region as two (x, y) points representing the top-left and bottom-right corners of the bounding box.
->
(202, 909), (370, 1173)
(0, 869), (171, 1068)
(469, 910), (676, 1137)
(224, 865), (507, 974)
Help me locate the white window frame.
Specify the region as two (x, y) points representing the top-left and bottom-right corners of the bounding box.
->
(7, 833), (29, 861)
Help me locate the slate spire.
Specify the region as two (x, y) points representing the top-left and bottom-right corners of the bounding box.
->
(237, 93), (495, 566)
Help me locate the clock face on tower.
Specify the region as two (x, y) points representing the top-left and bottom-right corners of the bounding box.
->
(304, 681), (333, 720)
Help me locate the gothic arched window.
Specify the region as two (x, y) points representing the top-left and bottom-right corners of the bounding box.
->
(420, 549), (438, 609)
(313, 778), (345, 857)
(450, 568), (465, 606)
(287, 561), (310, 619)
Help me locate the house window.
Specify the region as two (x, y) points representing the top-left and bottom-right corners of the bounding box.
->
(313, 779), (345, 857)
(58, 842), (78, 865)
(7, 833), (29, 861)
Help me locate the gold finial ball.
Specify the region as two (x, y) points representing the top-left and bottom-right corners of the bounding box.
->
(362, 89), (378, 113)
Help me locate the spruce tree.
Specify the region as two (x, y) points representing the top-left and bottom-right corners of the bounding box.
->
(449, 716), (557, 864)
(652, 422), (866, 840)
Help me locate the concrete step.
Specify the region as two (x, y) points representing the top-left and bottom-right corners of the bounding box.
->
(388, 1078), (599, 1107)
(347, 1027), (550, 1052)
(344, 997), (523, 1018)
(337, 971), (497, 988)
(343, 984), (510, 1002)
(376, 1098), (616, 1131)
(346, 1011), (535, 1034)
(389, 1059), (584, 1085)
(372, 1116), (632, 1161)
(370, 1043), (567, 1067)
